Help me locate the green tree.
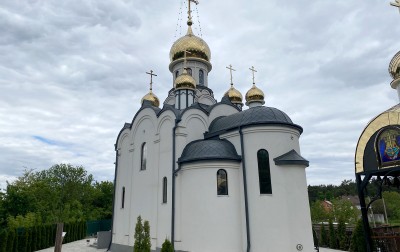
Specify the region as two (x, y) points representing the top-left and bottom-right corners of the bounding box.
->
(134, 216), (144, 252)
(331, 198), (359, 224)
(350, 219), (368, 252)
(337, 217), (347, 250)
(320, 223), (329, 247)
(161, 238), (174, 252)
(310, 200), (329, 223)
(0, 229), (8, 252)
(143, 220), (151, 251)
(328, 219), (337, 249)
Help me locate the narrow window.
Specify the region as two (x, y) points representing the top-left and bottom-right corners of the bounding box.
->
(121, 187), (125, 208)
(199, 69), (204, 85)
(187, 68), (192, 76)
(217, 169), (228, 195)
(175, 70), (179, 78)
(141, 142), (147, 170)
(163, 177), (167, 203)
(257, 149), (272, 194)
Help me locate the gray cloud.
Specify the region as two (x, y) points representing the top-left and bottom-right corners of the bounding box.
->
(0, 0), (399, 189)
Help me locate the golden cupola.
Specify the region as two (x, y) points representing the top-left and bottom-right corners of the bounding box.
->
(245, 66), (265, 106)
(224, 65), (243, 105)
(141, 70), (160, 107)
(175, 69), (196, 90)
(389, 51), (400, 89)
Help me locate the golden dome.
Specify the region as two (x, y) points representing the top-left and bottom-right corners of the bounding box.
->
(175, 71), (196, 90)
(224, 85), (243, 104)
(170, 27), (211, 62)
(141, 90), (160, 107)
(245, 84), (265, 105)
(389, 51), (400, 89)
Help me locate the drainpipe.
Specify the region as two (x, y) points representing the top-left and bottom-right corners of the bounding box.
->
(171, 118), (181, 250)
(107, 147), (119, 251)
(239, 127), (251, 252)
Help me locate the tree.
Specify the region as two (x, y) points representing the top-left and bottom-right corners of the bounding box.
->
(331, 198), (359, 224)
(350, 219), (368, 252)
(161, 238), (174, 252)
(310, 200), (329, 223)
(328, 219), (337, 249)
(134, 216), (144, 251)
(320, 223), (329, 247)
(143, 221), (151, 251)
(337, 217), (347, 250)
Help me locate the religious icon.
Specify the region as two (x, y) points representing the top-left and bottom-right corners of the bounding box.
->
(377, 128), (400, 166)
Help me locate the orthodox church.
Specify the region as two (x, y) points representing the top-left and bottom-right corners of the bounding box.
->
(111, 2), (313, 252)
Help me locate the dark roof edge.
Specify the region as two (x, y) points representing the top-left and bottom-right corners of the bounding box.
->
(273, 149), (309, 167)
(114, 122), (132, 150)
(205, 122), (303, 139)
(178, 156), (242, 165)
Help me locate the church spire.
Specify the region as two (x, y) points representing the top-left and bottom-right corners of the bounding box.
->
(224, 64), (243, 109)
(245, 66), (265, 107)
(141, 70), (160, 107)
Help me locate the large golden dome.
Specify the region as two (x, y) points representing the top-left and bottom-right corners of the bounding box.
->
(389, 51), (400, 89)
(170, 27), (211, 62)
(141, 90), (160, 107)
(245, 84), (265, 105)
(224, 85), (243, 104)
(175, 71), (196, 90)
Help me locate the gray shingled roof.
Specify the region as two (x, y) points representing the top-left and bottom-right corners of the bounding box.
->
(273, 149), (309, 167)
(206, 106), (302, 137)
(178, 139), (241, 164)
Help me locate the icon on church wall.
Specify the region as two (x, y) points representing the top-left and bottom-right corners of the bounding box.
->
(376, 127), (400, 168)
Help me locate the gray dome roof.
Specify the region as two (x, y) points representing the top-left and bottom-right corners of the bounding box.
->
(178, 139), (241, 164)
(207, 106), (302, 137)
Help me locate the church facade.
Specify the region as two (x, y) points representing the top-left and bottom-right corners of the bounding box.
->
(111, 2), (313, 252)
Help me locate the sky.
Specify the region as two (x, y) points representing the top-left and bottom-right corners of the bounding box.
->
(0, 0), (399, 189)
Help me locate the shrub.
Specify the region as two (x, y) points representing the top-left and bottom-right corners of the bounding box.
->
(133, 216), (151, 252)
(320, 223), (329, 247)
(143, 221), (151, 252)
(0, 229), (8, 252)
(161, 238), (174, 252)
(328, 219), (337, 249)
(350, 219), (368, 252)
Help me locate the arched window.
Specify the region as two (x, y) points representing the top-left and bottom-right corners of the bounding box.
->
(217, 169), (228, 195)
(141, 142), (147, 170)
(121, 187), (125, 208)
(163, 177), (167, 203)
(187, 68), (192, 76)
(199, 69), (204, 85)
(257, 149), (272, 194)
(175, 70), (179, 78)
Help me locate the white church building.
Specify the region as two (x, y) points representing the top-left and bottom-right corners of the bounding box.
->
(110, 2), (314, 252)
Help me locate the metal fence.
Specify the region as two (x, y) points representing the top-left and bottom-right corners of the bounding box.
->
(86, 219), (111, 236)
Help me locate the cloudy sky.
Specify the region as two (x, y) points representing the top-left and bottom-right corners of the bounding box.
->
(0, 0), (399, 189)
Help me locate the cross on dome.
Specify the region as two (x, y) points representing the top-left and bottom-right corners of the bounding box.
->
(146, 70), (157, 91)
(391, 0), (400, 12)
(187, 0), (199, 26)
(226, 64), (236, 86)
(249, 66), (257, 84)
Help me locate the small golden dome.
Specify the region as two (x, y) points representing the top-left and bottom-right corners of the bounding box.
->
(141, 90), (160, 107)
(389, 51), (400, 79)
(245, 84), (265, 105)
(224, 85), (243, 104)
(175, 71), (196, 90)
(170, 27), (211, 62)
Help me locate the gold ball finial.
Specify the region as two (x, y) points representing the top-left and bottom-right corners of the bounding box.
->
(245, 84), (265, 106)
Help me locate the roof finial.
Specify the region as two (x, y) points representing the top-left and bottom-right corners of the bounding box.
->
(146, 70), (157, 91)
(249, 66), (257, 85)
(226, 64), (236, 87)
(187, 0), (199, 26)
(391, 0), (400, 13)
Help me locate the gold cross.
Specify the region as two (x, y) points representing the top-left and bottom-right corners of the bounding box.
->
(249, 66), (257, 84)
(391, 0), (400, 13)
(183, 50), (191, 72)
(188, 0), (199, 25)
(146, 70), (157, 91)
(226, 64), (236, 85)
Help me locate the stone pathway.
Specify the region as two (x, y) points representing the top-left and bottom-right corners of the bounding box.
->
(35, 238), (108, 252)
(319, 248), (347, 252)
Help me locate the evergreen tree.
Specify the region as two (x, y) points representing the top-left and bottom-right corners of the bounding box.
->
(328, 219), (337, 249)
(161, 238), (174, 252)
(320, 223), (329, 247)
(350, 219), (368, 252)
(337, 217), (347, 250)
(134, 216), (144, 252)
(7, 229), (15, 252)
(143, 220), (151, 252)
(0, 229), (8, 252)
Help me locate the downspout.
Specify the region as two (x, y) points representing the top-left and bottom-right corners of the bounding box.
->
(171, 118), (181, 249)
(239, 127), (251, 252)
(107, 147), (119, 251)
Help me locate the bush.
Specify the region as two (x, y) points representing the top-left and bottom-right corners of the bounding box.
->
(328, 219), (337, 249)
(337, 218), (347, 250)
(161, 238), (174, 252)
(350, 219), (368, 252)
(0, 230), (8, 252)
(6, 230), (14, 252)
(133, 216), (151, 252)
(320, 223), (328, 247)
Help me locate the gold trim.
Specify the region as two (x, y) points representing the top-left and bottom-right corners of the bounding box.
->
(355, 103), (400, 173)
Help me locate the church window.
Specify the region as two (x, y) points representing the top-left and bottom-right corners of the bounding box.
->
(199, 69), (204, 85)
(121, 187), (125, 208)
(163, 177), (167, 203)
(257, 149), (272, 194)
(175, 70), (179, 78)
(217, 169), (228, 195)
(141, 142), (147, 170)
(187, 68), (192, 76)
